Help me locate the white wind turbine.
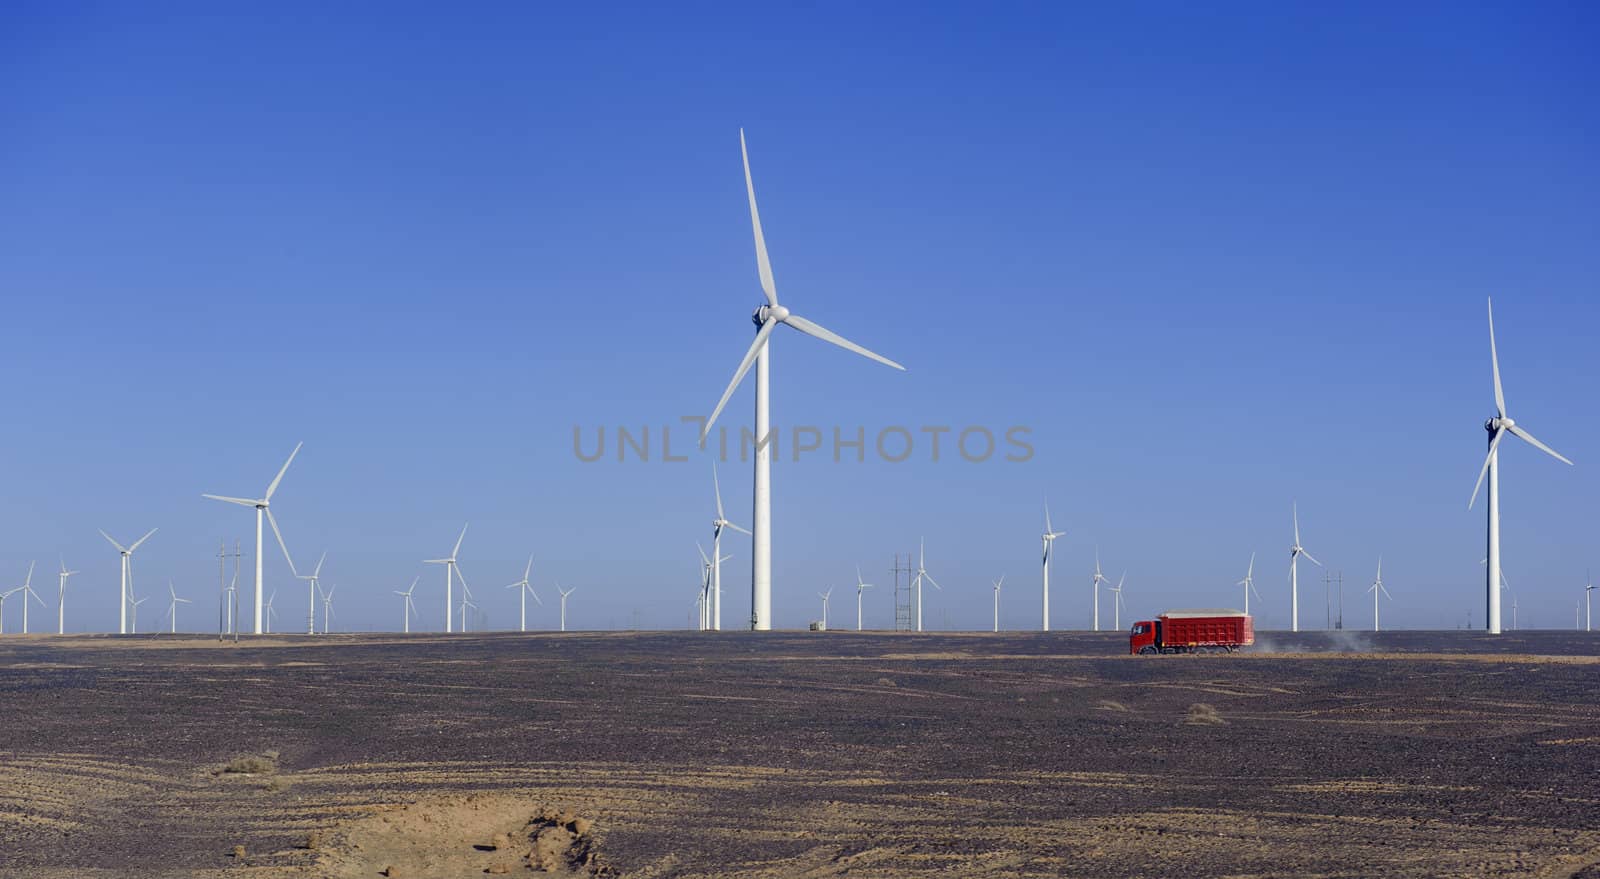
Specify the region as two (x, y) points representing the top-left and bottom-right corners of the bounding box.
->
(557, 583), (575, 632)
(0, 587), (19, 633)
(202, 442), (302, 634)
(99, 528), (157, 635)
(12, 562), (44, 635)
(911, 538), (943, 632)
(818, 586), (833, 631)
(395, 576), (419, 633)
(1041, 503), (1066, 632)
(130, 590), (148, 635)
(296, 552), (326, 636)
(1090, 548), (1110, 632)
(1469, 298), (1574, 635)
(855, 566), (873, 632)
(1109, 572), (1126, 630)
(505, 556), (541, 633)
(709, 463), (750, 631)
(991, 574), (1004, 633)
(423, 524), (468, 633)
(1238, 553), (1261, 615)
(460, 593), (478, 633)
(164, 581), (192, 634)
(56, 557), (78, 635)
(1288, 503), (1321, 632)
(264, 589), (278, 634)
(1368, 558), (1393, 632)
(700, 130), (905, 632)
(319, 584), (336, 634)
(1585, 573), (1594, 632)
(696, 543), (713, 631)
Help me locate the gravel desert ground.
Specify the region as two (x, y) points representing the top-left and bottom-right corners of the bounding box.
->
(2, 631), (1598, 877)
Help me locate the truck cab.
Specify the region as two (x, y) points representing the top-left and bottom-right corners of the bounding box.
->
(1128, 621), (1158, 655)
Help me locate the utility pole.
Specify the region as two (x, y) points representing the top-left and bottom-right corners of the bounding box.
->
(217, 540), (228, 641)
(1324, 569), (1332, 630)
(892, 554), (913, 632)
(231, 540), (242, 643)
(1336, 570), (1344, 630)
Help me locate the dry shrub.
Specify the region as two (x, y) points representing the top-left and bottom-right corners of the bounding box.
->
(221, 754), (277, 775)
(1184, 703), (1226, 725)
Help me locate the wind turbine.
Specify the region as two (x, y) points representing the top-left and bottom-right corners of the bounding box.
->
(264, 589), (278, 634)
(0, 587), (18, 633)
(1238, 553), (1261, 615)
(709, 463), (750, 631)
(1090, 548), (1110, 632)
(991, 574), (1004, 633)
(1585, 573), (1595, 632)
(99, 528), (157, 635)
(1368, 557), (1393, 632)
(700, 130), (905, 632)
(696, 543), (714, 631)
(13, 562), (42, 635)
(557, 583), (575, 632)
(1041, 503), (1065, 632)
(423, 524), (468, 633)
(1469, 298), (1574, 635)
(505, 556), (541, 633)
(296, 552), (326, 636)
(855, 566), (873, 632)
(460, 594), (478, 633)
(1288, 503), (1322, 632)
(911, 538), (943, 632)
(202, 442), (302, 634)
(395, 576), (419, 634)
(56, 557), (78, 635)
(164, 581), (192, 634)
(319, 584), (336, 634)
(1109, 573), (1126, 630)
(130, 590), (147, 635)
(817, 587), (833, 631)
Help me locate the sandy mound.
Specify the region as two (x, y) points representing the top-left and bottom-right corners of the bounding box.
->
(315, 794), (611, 877)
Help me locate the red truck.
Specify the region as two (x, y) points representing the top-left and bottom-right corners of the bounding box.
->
(1129, 610), (1253, 654)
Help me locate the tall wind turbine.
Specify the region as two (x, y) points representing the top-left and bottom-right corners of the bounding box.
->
(319, 584), (336, 634)
(1368, 558), (1393, 632)
(296, 552), (326, 636)
(99, 528), (157, 635)
(817, 587), (833, 631)
(1109, 573), (1126, 630)
(700, 130), (905, 632)
(696, 543), (714, 631)
(1288, 503), (1321, 632)
(1090, 548), (1110, 632)
(855, 566), (873, 632)
(56, 557), (78, 635)
(506, 556), (541, 633)
(130, 590), (147, 635)
(911, 538), (943, 632)
(709, 463), (750, 631)
(1585, 574), (1595, 632)
(1041, 503), (1066, 632)
(202, 442), (302, 634)
(264, 590), (278, 634)
(991, 574), (1005, 633)
(1239, 553), (1261, 615)
(164, 581), (191, 634)
(0, 587), (19, 633)
(13, 562), (42, 635)
(423, 524), (468, 633)
(1469, 298), (1574, 635)
(395, 576), (419, 634)
(557, 583), (575, 632)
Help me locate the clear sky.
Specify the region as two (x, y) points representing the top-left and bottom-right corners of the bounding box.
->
(2, 2), (1595, 634)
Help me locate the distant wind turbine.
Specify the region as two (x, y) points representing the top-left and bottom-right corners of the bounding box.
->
(817, 586), (833, 631)
(296, 552), (326, 636)
(99, 528), (157, 635)
(505, 556), (541, 633)
(699, 130), (905, 631)
(56, 557), (78, 635)
(1469, 298), (1574, 635)
(1238, 553), (1260, 615)
(1091, 548), (1110, 632)
(395, 576), (419, 634)
(557, 583), (575, 632)
(0, 587), (19, 633)
(1041, 503), (1065, 632)
(1368, 557), (1393, 632)
(855, 566), (873, 632)
(992, 574), (1005, 633)
(1109, 572), (1126, 630)
(202, 442), (302, 635)
(423, 524), (468, 633)
(164, 581), (192, 634)
(709, 463), (749, 631)
(319, 584), (336, 634)
(912, 538), (943, 632)
(1288, 503), (1322, 633)
(130, 590), (148, 635)
(264, 589), (278, 634)
(12, 562), (42, 635)
(1585, 572), (1595, 633)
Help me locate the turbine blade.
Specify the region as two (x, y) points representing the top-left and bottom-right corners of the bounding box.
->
(265, 508), (297, 577)
(264, 441), (303, 501)
(313, 551), (326, 577)
(452, 523), (469, 558)
(1302, 550), (1323, 567)
(1469, 429), (1505, 509)
(1506, 423), (1574, 466)
(524, 554), (534, 581)
(704, 316), (779, 437)
(128, 528), (158, 553)
(924, 572), (943, 591)
(1487, 298), (1505, 419)
(202, 494), (259, 507)
(782, 313), (905, 371)
(1293, 502), (1300, 545)
(713, 462), (725, 520)
(740, 128), (779, 307)
(724, 522), (751, 536)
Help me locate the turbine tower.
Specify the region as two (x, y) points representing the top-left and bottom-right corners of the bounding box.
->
(1585, 574), (1595, 632)
(423, 524), (468, 633)
(395, 576), (419, 634)
(264, 589), (278, 634)
(12, 562), (41, 634)
(296, 552), (326, 636)
(1469, 298), (1573, 634)
(319, 584), (336, 634)
(817, 587), (833, 631)
(700, 130), (905, 631)
(1090, 548), (1110, 632)
(505, 556), (540, 633)
(56, 557), (78, 635)
(1238, 552), (1261, 615)
(1108, 573), (1126, 630)
(1288, 503), (1321, 632)
(991, 574), (1005, 633)
(1041, 503), (1065, 632)
(709, 463), (750, 632)
(165, 581), (191, 634)
(202, 442), (302, 634)
(855, 566), (873, 631)
(98, 528), (157, 635)
(911, 538), (943, 632)
(1368, 557), (1392, 632)
(557, 583), (575, 632)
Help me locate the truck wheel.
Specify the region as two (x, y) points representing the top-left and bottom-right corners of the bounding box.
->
(1138, 646), (1157, 655)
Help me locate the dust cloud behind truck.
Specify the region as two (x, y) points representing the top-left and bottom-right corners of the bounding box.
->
(1129, 610), (1253, 654)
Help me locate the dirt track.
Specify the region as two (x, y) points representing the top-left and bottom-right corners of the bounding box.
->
(1, 630), (1598, 877)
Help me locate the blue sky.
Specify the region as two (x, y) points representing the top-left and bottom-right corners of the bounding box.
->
(1, 2), (1595, 633)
